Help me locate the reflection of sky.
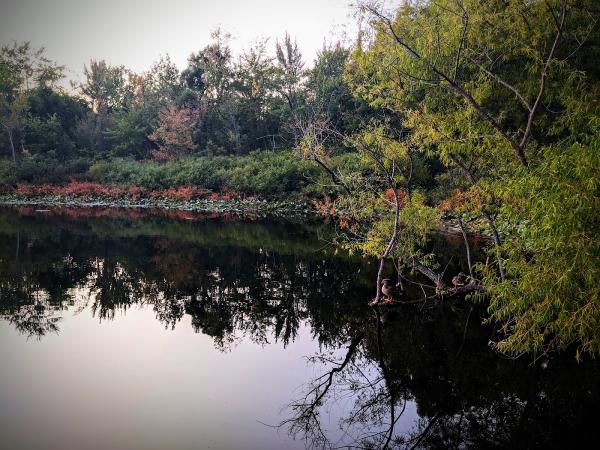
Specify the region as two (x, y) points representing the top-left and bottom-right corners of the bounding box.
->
(1, 303), (314, 449)
(0, 299), (416, 450)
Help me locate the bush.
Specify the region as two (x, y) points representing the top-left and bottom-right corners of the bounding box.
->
(85, 151), (322, 199)
(0, 156), (91, 185)
(1, 149), (358, 200)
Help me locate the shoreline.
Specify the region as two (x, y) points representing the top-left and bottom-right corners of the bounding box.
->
(0, 195), (317, 218)
(0, 195), (490, 243)
(0, 195), (489, 240)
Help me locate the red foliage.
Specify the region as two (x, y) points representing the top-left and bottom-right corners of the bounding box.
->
(385, 189), (407, 207)
(311, 196), (357, 231)
(15, 181), (124, 198)
(11, 182), (257, 205)
(126, 186), (147, 200)
(312, 197), (336, 216)
(62, 181), (122, 198)
(16, 184), (54, 197)
(207, 191), (239, 201)
(14, 182), (215, 201)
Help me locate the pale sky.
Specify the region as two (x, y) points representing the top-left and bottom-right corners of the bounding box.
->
(0, 0), (358, 82)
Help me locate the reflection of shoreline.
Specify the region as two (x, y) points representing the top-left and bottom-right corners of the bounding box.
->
(0, 207), (374, 344)
(4, 204), (262, 222)
(0, 205), (343, 258)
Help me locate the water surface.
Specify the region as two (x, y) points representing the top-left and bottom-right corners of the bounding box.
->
(0, 207), (598, 449)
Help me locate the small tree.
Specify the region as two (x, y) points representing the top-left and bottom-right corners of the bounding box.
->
(148, 103), (198, 162)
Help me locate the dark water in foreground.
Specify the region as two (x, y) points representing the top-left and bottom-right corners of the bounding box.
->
(0, 207), (598, 450)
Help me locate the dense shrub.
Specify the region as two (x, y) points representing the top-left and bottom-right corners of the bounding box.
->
(85, 151), (322, 198)
(0, 157), (91, 185)
(0, 150), (363, 200)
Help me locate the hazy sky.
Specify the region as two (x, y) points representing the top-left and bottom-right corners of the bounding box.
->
(0, 0), (358, 82)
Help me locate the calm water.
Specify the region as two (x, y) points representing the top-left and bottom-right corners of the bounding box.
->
(0, 206), (598, 450)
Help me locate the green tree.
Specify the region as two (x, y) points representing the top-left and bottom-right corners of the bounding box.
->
(342, 0), (600, 356)
(0, 42), (65, 161)
(307, 43), (353, 131)
(233, 39), (283, 151)
(275, 32), (305, 113)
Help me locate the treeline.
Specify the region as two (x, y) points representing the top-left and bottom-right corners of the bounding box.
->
(0, 31), (363, 194)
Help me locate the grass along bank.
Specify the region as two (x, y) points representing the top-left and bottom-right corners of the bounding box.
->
(0, 181), (316, 217)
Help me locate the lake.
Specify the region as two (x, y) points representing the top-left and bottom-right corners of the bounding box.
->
(0, 206), (598, 450)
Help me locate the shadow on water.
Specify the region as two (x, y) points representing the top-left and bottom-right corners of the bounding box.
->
(0, 206), (598, 449)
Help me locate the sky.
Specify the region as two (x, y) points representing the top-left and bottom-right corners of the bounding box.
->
(0, 0), (358, 82)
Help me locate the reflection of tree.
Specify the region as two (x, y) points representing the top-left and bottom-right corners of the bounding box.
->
(0, 230), (85, 337)
(0, 209), (374, 350)
(280, 301), (600, 449)
(1, 208), (599, 449)
(87, 257), (143, 320)
(280, 308), (412, 450)
(0, 280), (62, 338)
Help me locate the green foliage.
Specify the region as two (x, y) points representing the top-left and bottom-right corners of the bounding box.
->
(0, 155), (90, 184)
(84, 150), (321, 198)
(341, 0), (600, 356)
(24, 113), (76, 159)
(484, 133), (600, 357)
(106, 107), (154, 158)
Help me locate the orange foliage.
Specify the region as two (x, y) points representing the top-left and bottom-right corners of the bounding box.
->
(312, 196), (336, 216)
(11, 182), (255, 205)
(149, 104), (199, 162)
(439, 189), (469, 212)
(311, 196), (358, 232)
(384, 189), (407, 207)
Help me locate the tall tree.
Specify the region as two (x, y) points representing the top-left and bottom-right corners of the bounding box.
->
(341, 0), (600, 356)
(275, 33), (305, 112)
(234, 39), (282, 151)
(0, 42), (64, 161)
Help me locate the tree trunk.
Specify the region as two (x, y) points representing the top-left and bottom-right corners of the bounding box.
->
(457, 216), (474, 278)
(375, 188), (401, 302)
(8, 128), (16, 163)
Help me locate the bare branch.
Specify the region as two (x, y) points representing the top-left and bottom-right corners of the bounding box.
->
(518, 1), (567, 151)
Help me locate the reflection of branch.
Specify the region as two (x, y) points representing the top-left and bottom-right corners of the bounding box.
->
(407, 412), (442, 450)
(375, 309), (402, 449)
(280, 333), (364, 446)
